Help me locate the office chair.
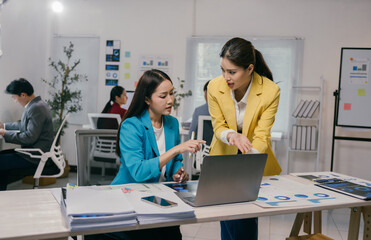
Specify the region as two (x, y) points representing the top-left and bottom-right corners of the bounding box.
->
(193, 115), (213, 175)
(15, 114), (69, 189)
(87, 113), (121, 177)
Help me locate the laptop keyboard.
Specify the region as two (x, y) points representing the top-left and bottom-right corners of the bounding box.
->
(184, 196), (195, 203)
(175, 191), (196, 204)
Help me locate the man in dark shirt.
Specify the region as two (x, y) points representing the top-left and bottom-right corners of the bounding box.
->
(188, 81), (210, 139)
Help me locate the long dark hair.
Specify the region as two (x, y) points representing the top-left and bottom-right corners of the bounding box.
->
(116, 69), (172, 156)
(220, 37), (273, 81)
(102, 86), (125, 113)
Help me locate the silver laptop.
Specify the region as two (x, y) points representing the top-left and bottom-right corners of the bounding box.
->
(170, 153), (267, 207)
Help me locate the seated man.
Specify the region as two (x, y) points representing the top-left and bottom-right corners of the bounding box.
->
(0, 78), (54, 190)
(188, 80), (210, 139)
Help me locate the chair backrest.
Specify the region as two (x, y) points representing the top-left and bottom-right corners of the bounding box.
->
(194, 115), (213, 173)
(88, 113), (121, 130)
(88, 113), (119, 163)
(197, 115), (213, 145)
(39, 114), (69, 178)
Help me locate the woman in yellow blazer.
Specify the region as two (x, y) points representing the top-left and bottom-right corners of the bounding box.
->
(208, 37), (281, 240)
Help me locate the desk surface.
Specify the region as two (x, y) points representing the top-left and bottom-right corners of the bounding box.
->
(1, 174), (370, 240)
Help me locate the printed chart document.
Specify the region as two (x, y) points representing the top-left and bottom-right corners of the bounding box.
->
(291, 172), (371, 200)
(255, 176), (349, 208)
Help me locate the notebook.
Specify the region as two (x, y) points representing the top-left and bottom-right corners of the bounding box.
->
(168, 153), (267, 207)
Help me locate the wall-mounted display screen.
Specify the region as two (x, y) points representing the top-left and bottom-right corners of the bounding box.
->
(106, 65), (119, 71)
(105, 79), (118, 86)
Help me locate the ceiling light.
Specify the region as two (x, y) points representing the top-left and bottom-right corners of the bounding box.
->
(52, 1), (63, 13)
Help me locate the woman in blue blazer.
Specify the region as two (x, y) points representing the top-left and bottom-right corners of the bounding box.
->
(102, 69), (204, 240)
(112, 69), (204, 185)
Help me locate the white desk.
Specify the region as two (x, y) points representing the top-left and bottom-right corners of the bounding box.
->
(75, 129), (118, 186)
(0, 174), (370, 240)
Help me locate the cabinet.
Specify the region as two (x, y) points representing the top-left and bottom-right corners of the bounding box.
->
(287, 78), (324, 173)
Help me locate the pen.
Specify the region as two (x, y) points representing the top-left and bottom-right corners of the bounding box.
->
(189, 131), (195, 159)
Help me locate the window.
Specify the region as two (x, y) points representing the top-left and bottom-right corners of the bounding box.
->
(185, 37), (304, 136)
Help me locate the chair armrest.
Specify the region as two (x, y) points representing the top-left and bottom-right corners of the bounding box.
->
(15, 148), (45, 159)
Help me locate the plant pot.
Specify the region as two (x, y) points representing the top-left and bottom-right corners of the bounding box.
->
(22, 176), (56, 186)
(59, 159), (70, 178)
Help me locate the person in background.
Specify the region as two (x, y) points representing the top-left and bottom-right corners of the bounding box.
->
(98, 85), (128, 129)
(208, 37), (282, 240)
(86, 69), (205, 240)
(188, 80), (210, 139)
(0, 78), (55, 191)
(102, 85), (128, 118)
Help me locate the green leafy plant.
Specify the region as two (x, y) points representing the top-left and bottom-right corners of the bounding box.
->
(173, 77), (192, 111)
(42, 42), (87, 135)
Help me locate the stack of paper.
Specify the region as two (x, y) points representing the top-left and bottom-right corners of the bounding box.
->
(62, 186), (137, 231)
(125, 191), (195, 225)
(59, 183), (195, 231)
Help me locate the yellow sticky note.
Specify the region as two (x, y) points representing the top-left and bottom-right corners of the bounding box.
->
(124, 73), (130, 79)
(124, 62), (130, 69)
(358, 88), (366, 96)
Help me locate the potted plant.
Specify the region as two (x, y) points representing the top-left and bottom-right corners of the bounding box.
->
(173, 77), (192, 117)
(42, 41), (87, 178)
(42, 41), (87, 136)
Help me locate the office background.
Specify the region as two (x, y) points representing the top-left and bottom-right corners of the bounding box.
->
(0, 0), (370, 180)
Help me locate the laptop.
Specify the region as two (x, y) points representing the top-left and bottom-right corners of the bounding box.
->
(167, 153), (267, 207)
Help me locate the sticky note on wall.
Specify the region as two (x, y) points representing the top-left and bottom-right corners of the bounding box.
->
(344, 103), (352, 110)
(358, 89), (366, 96)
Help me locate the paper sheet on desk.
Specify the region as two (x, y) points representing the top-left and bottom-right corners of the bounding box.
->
(66, 187), (135, 215)
(255, 176), (346, 208)
(62, 186), (137, 231)
(109, 183), (174, 192)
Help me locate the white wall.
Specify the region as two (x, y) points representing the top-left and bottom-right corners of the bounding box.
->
(0, 0), (51, 120)
(1, 0), (371, 179)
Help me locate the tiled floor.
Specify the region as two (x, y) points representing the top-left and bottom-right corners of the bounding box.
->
(8, 172), (364, 240)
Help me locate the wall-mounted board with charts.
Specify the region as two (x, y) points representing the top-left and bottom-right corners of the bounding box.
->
(337, 48), (371, 128)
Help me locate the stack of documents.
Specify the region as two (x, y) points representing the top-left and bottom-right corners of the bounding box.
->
(59, 183), (195, 230)
(61, 186), (137, 231)
(125, 191), (195, 225)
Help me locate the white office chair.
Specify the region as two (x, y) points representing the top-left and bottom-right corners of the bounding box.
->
(193, 115), (213, 175)
(15, 114), (68, 189)
(87, 113), (121, 177)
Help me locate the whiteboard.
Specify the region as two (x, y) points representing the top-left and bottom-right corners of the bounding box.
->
(337, 48), (371, 128)
(52, 36), (100, 125)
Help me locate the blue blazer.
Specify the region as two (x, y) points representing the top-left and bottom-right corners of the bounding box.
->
(111, 110), (183, 185)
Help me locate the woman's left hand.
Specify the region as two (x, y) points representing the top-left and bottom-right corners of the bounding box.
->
(173, 167), (189, 183)
(228, 132), (253, 153)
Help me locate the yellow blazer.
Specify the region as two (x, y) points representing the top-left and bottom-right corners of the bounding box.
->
(207, 72), (282, 176)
